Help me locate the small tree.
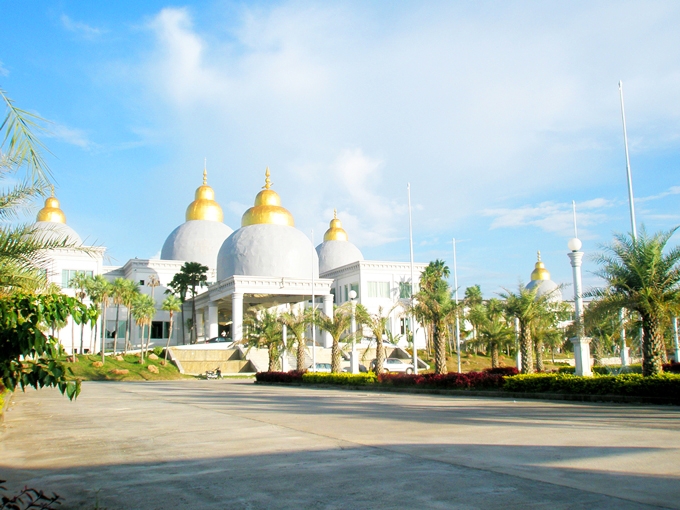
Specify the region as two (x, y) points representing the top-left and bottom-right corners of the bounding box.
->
(166, 271), (190, 345)
(314, 304), (352, 373)
(175, 262), (208, 344)
(161, 295), (182, 362)
(131, 293), (155, 362)
(281, 308), (310, 371)
(477, 299), (514, 368)
(243, 308), (283, 371)
(86, 275), (111, 364)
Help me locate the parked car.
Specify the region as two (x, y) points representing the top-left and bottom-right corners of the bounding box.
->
(370, 358), (415, 374)
(206, 336), (232, 343)
(311, 363), (332, 373)
(342, 364), (368, 373)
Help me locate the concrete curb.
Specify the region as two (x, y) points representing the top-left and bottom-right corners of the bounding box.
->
(255, 382), (680, 406)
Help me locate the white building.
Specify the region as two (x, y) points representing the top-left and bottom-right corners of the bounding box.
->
(36, 166), (428, 357)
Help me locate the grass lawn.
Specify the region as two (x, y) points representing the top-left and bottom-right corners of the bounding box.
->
(64, 354), (191, 382)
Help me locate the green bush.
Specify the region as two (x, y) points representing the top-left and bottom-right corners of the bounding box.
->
(152, 346), (164, 357)
(504, 373), (680, 398)
(302, 372), (378, 385)
(557, 365), (642, 375)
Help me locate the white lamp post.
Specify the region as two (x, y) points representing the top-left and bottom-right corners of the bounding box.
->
(567, 235), (592, 376)
(619, 308), (630, 366)
(349, 290), (358, 373)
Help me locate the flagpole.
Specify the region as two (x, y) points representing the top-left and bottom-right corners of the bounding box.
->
(408, 183), (418, 375)
(619, 81), (637, 240)
(311, 229), (316, 373)
(453, 238), (461, 374)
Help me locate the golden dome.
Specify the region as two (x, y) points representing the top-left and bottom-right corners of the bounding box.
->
(185, 167), (224, 222)
(36, 189), (66, 223)
(530, 251), (551, 281)
(241, 168), (295, 227)
(323, 209), (349, 241)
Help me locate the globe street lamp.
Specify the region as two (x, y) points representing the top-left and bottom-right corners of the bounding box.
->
(349, 290), (358, 374)
(567, 236), (592, 376)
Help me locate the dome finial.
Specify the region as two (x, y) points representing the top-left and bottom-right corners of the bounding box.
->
(263, 167), (272, 190)
(185, 161), (223, 222)
(324, 210), (348, 241)
(37, 188), (66, 224)
(241, 167), (294, 227)
(531, 250), (550, 281)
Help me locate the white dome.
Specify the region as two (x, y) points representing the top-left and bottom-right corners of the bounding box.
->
(217, 224), (318, 280)
(32, 221), (82, 245)
(316, 240), (363, 274)
(161, 220), (233, 269)
(526, 279), (562, 302)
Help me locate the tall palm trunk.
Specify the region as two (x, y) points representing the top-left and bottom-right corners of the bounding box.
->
(434, 322), (448, 374)
(296, 335), (305, 371)
(642, 314), (663, 376)
(113, 305), (120, 355)
(491, 342), (499, 368)
(191, 287), (197, 344)
(268, 346), (278, 371)
(181, 307), (186, 345)
(519, 322), (534, 374)
(100, 302), (108, 363)
(164, 313), (174, 362)
(375, 335), (385, 373)
(331, 336), (341, 373)
(535, 338), (544, 372)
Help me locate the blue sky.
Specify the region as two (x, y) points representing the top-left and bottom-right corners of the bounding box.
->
(2, 1), (679, 297)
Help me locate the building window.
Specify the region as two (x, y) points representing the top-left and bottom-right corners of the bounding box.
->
(106, 320), (126, 339)
(139, 280), (145, 285)
(350, 283), (359, 298)
(151, 321), (170, 339)
(367, 281), (389, 298)
(400, 317), (411, 335)
(399, 282), (412, 299)
(61, 269), (93, 288)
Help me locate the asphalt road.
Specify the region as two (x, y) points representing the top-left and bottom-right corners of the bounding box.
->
(1, 380), (679, 509)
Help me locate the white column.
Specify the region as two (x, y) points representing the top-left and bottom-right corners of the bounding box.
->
(322, 293), (334, 348)
(232, 293), (244, 342)
(619, 308), (630, 366)
(568, 247), (592, 376)
(350, 296), (358, 374)
(208, 304), (219, 340)
(281, 324), (289, 372)
(514, 317), (522, 372)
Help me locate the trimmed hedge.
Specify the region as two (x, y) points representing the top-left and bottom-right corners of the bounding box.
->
(558, 364), (642, 375)
(503, 373), (680, 398)
(378, 371), (505, 390)
(256, 371), (305, 383)
(302, 372), (378, 385)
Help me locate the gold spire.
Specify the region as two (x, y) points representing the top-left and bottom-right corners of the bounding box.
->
(36, 187), (66, 223)
(323, 209), (349, 241)
(186, 164), (224, 222)
(241, 167), (295, 227)
(530, 250), (551, 281)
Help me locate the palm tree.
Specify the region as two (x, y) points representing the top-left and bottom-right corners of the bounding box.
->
(477, 299), (514, 368)
(589, 227), (680, 375)
(243, 308), (283, 371)
(131, 293), (155, 362)
(500, 284), (552, 374)
(315, 304), (352, 373)
(356, 304), (395, 373)
(161, 295), (182, 362)
(413, 260), (455, 374)
(69, 272), (90, 355)
(120, 279), (140, 353)
(109, 278), (128, 355)
(281, 308), (311, 371)
(166, 271), (190, 345)
(85, 275), (111, 363)
(176, 262), (208, 344)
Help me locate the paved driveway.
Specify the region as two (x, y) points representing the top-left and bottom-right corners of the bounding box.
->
(1, 380), (679, 509)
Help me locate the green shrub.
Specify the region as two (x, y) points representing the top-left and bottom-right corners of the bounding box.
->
(557, 365), (642, 375)
(504, 373), (680, 398)
(152, 346), (164, 357)
(302, 372), (378, 385)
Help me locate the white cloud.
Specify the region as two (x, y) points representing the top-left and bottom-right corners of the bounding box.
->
(47, 123), (96, 150)
(60, 14), (105, 39)
(0, 60), (8, 77)
(484, 199), (613, 238)
(126, 3), (680, 254)
(637, 185), (680, 203)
